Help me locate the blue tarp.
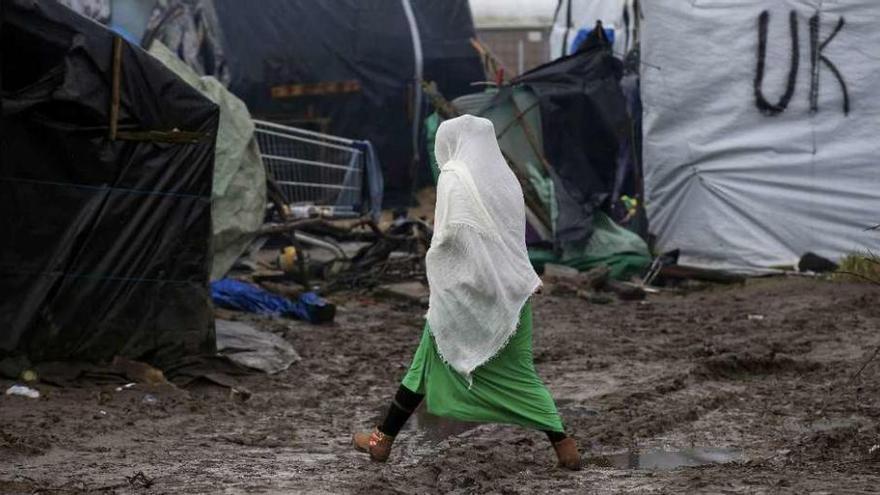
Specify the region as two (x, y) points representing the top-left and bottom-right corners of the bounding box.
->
(211, 279), (334, 323)
(570, 28), (615, 54)
(352, 140), (384, 222)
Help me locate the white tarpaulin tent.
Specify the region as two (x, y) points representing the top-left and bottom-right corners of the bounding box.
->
(642, 1), (880, 272)
(550, 0), (637, 59)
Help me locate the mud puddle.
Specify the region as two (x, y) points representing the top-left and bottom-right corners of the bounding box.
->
(587, 447), (743, 470)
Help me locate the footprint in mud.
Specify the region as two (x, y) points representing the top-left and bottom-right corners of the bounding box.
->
(586, 447), (743, 470)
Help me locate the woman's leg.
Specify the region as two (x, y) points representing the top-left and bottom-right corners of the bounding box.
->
(378, 385), (424, 437)
(353, 385), (424, 462)
(544, 430), (568, 444)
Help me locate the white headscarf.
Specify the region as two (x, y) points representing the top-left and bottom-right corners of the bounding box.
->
(426, 115), (542, 381)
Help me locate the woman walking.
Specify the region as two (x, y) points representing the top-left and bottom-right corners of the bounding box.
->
(353, 115), (581, 470)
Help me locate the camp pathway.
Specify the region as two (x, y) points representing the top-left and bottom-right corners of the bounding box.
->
(1, 277), (878, 494)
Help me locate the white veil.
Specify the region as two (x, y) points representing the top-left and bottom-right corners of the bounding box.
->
(426, 115), (541, 381)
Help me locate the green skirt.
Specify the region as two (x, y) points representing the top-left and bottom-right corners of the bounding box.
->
(401, 303), (564, 432)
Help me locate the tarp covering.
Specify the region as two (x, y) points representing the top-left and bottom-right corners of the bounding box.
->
(56, 0), (110, 23)
(204, 0), (484, 205)
(210, 279), (335, 324)
(142, 0), (229, 84)
(446, 88), (558, 239)
(530, 212), (650, 281)
(642, 2), (880, 272)
(149, 41), (267, 281)
(215, 319), (299, 375)
(0, 0), (218, 366)
(550, 0), (638, 59)
(512, 30), (632, 249)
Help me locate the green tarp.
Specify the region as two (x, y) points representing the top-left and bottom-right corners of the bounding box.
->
(149, 42), (267, 280)
(425, 89), (650, 281)
(530, 212), (651, 281)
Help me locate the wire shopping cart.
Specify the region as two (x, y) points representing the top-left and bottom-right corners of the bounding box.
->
(254, 119), (364, 217)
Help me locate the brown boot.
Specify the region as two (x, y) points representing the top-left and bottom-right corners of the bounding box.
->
(552, 437), (582, 471)
(352, 427), (395, 462)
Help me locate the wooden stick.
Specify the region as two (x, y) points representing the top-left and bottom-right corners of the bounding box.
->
(109, 36), (122, 141)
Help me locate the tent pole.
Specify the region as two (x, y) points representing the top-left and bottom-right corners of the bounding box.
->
(401, 0), (424, 203)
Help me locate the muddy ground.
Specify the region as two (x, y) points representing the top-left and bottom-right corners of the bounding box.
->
(2, 277), (879, 494)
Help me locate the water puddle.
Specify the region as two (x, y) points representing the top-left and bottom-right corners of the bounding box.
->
(587, 447), (743, 470)
(402, 404), (742, 471)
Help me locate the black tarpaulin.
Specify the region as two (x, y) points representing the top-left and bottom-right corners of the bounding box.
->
(511, 29), (631, 248)
(202, 0), (483, 205)
(0, 0), (218, 367)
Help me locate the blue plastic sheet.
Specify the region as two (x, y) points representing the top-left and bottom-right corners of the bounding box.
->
(211, 279), (334, 323)
(570, 28), (615, 54)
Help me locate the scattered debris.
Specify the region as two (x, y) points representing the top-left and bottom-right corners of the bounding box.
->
(112, 357), (171, 387)
(216, 319), (301, 374)
(5, 385), (40, 399)
(376, 282), (430, 307)
(605, 280), (647, 301)
(211, 279), (335, 323)
(659, 265), (746, 285)
(142, 394), (158, 406)
(799, 252), (839, 273)
(126, 471), (155, 488)
(20, 369), (38, 383)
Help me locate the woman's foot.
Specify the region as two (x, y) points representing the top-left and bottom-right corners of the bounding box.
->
(552, 437), (582, 470)
(352, 427), (395, 462)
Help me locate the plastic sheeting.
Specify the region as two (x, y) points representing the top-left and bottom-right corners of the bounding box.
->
(642, 2), (880, 272)
(206, 0), (483, 205)
(550, 0), (638, 59)
(1, 0), (218, 366)
(448, 88), (558, 238)
(215, 319), (299, 375)
(514, 30), (631, 249)
(210, 279), (334, 324)
(142, 0), (229, 84)
(148, 42), (267, 281)
(530, 212), (651, 281)
(56, 0), (111, 23)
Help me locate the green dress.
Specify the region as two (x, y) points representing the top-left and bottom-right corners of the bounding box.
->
(401, 302), (564, 432)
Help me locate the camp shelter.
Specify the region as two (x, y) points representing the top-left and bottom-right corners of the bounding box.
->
(148, 41), (267, 282)
(427, 29), (650, 280)
(0, 0), (218, 367)
(55, 0), (484, 206)
(641, 2), (880, 272)
(550, 0), (639, 59)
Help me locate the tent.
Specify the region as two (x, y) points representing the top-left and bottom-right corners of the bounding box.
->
(1, 0), (218, 366)
(139, 0), (482, 206)
(427, 30), (650, 280)
(550, 0), (639, 59)
(56, 0), (484, 205)
(148, 42), (267, 281)
(642, 2), (880, 272)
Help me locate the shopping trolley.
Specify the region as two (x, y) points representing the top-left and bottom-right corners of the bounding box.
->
(254, 119), (364, 217)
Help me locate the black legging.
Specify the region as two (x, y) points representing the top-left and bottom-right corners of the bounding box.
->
(378, 385), (567, 443)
